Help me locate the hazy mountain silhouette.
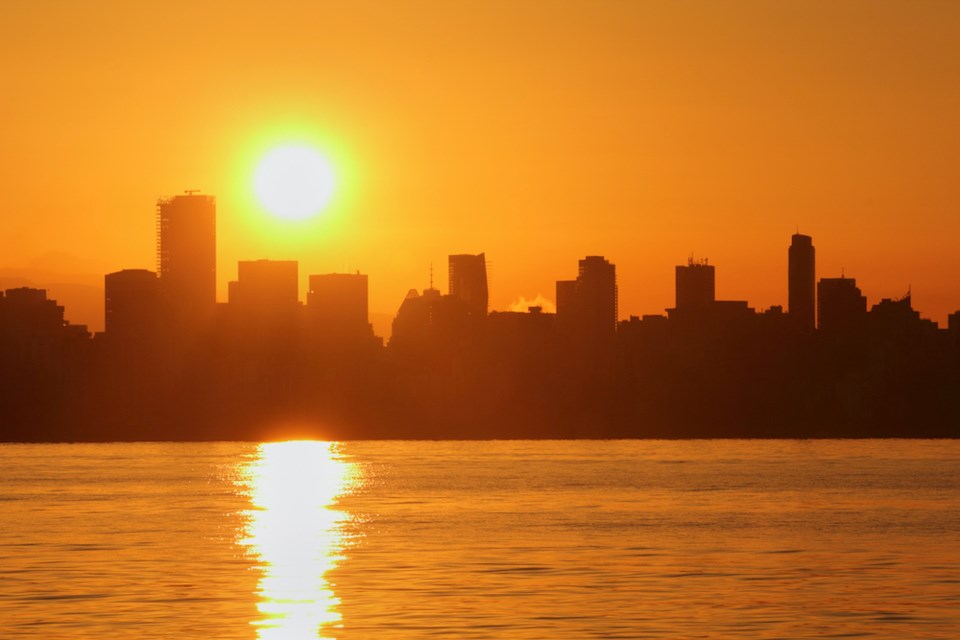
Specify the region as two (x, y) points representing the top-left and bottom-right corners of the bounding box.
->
(25, 251), (110, 277)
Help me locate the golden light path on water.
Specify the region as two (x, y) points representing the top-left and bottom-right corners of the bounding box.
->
(238, 441), (358, 640)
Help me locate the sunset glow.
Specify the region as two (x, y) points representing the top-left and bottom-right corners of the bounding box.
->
(254, 146), (336, 221)
(2, 3), (960, 638)
(239, 441), (357, 639)
(3, 3), (958, 328)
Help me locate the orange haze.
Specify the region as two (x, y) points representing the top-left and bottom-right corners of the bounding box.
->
(2, 0), (958, 331)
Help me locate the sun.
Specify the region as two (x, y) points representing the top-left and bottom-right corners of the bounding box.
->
(254, 145), (335, 221)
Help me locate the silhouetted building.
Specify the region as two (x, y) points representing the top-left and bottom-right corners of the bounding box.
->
(666, 259), (757, 329)
(219, 261), (301, 364)
(949, 311), (960, 352)
(556, 280), (578, 317)
(789, 233), (815, 332)
(104, 269), (159, 340)
(390, 286), (475, 351)
(617, 314), (670, 347)
(0, 287), (66, 338)
(448, 253), (488, 316)
(712, 300), (755, 321)
(307, 273), (371, 337)
(817, 276), (867, 336)
(868, 293), (936, 341)
(0, 288), (89, 370)
(485, 307), (557, 366)
(579, 256), (618, 331)
(228, 260), (299, 310)
(949, 311), (960, 333)
(556, 256), (618, 338)
(487, 307), (556, 343)
(157, 193), (216, 326)
(675, 259), (715, 312)
(755, 305), (791, 334)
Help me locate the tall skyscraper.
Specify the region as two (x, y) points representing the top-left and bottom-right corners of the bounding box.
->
(157, 193), (216, 324)
(789, 233), (815, 332)
(104, 269), (159, 339)
(578, 256), (617, 333)
(448, 253), (488, 315)
(556, 256), (617, 337)
(675, 259), (715, 312)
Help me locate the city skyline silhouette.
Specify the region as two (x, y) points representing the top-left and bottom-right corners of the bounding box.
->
(3, 5), (960, 639)
(2, 189), (955, 336)
(2, 2), (959, 442)
(4, 189), (954, 336)
(4, 3), (960, 332)
(1, 189), (957, 441)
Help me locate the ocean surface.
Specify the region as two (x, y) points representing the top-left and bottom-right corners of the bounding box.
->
(0, 440), (958, 639)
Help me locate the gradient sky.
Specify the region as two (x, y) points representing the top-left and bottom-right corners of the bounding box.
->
(2, 0), (958, 330)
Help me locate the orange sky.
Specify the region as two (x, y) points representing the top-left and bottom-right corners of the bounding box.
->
(2, 0), (958, 331)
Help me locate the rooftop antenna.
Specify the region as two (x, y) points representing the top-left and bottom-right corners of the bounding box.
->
(429, 262), (434, 290)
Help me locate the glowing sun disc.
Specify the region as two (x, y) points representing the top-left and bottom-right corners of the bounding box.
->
(254, 145), (335, 220)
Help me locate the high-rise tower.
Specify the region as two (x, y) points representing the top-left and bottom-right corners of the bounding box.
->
(788, 233), (815, 331)
(675, 259), (715, 312)
(448, 253), (488, 316)
(556, 256), (617, 338)
(577, 256), (617, 334)
(157, 193), (216, 325)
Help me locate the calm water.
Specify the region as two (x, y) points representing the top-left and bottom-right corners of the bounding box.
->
(0, 440), (958, 639)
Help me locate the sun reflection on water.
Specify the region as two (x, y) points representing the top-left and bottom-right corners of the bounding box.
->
(238, 441), (357, 640)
